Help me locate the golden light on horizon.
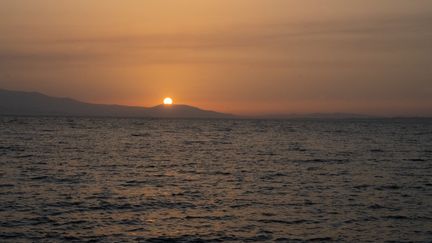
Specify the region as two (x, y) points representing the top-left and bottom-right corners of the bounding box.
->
(163, 97), (173, 105)
(0, 1), (431, 117)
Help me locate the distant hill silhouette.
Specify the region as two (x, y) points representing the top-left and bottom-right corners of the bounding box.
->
(0, 89), (234, 118)
(0, 89), (384, 119)
(251, 113), (375, 119)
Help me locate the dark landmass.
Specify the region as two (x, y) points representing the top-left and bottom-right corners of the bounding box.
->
(0, 89), (233, 118)
(250, 113), (377, 119)
(2, 89), (423, 119)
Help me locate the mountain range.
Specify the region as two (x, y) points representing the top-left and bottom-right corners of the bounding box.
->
(0, 89), (233, 118)
(0, 89), (384, 119)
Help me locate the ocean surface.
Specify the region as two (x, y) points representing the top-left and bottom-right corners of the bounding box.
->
(0, 117), (431, 242)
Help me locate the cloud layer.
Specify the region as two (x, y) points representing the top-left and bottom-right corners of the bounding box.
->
(1, 0), (431, 115)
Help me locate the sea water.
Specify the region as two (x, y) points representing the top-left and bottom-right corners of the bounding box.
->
(0, 117), (431, 242)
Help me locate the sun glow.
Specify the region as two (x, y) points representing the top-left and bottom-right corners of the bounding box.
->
(163, 97), (173, 105)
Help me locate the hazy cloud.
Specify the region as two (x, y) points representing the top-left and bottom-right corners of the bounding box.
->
(1, 1), (431, 115)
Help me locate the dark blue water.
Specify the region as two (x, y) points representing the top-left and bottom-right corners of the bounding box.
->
(1, 117), (431, 242)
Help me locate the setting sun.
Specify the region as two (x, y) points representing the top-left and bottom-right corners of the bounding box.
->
(163, 97), (173, 105)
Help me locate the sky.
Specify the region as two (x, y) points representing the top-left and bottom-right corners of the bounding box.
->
(1, 0), (432, 116)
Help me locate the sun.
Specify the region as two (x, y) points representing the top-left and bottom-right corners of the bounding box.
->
(163, 97), (173, 105)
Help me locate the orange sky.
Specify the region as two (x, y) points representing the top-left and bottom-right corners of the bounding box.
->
(1, 0), (431, 116)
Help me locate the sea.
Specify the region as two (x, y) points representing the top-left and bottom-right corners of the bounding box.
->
(0, 117), (431, 242)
